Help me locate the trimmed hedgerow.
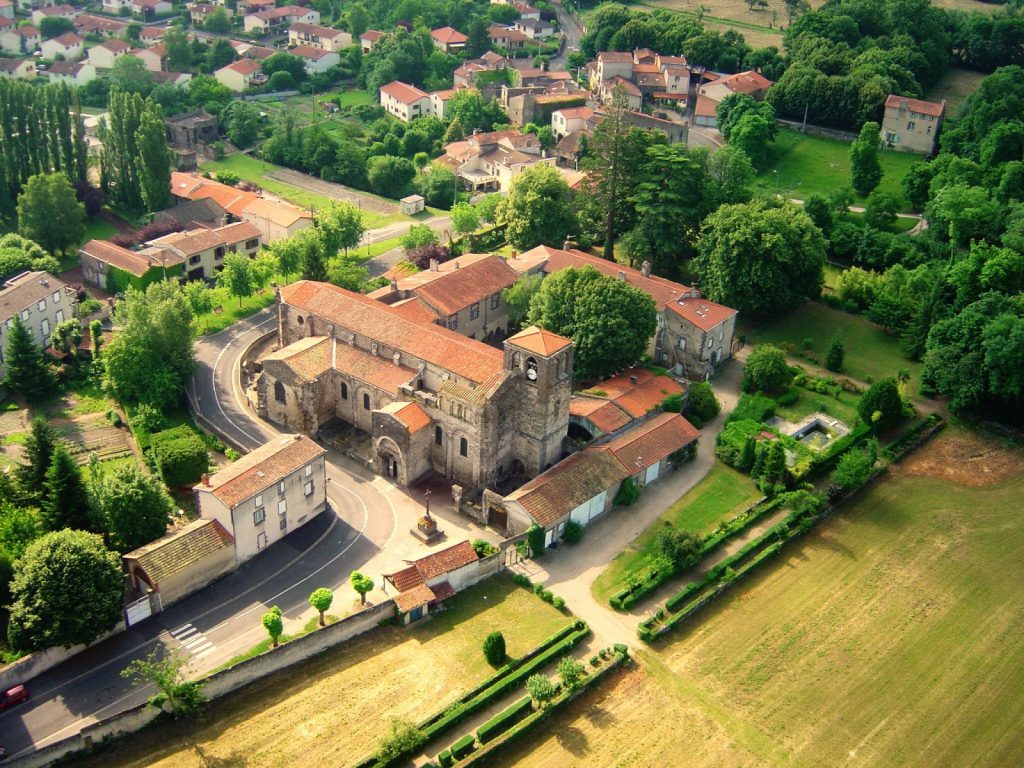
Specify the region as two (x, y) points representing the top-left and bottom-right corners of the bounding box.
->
(450, 734), (475, 760)
(477, 695), (534, 744)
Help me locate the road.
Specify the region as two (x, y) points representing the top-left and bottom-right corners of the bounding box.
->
(550, 0), (584, 71)
(1, 309), (397, 760)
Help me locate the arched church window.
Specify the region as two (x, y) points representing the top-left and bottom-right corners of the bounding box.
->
(274, 380), (286, 404)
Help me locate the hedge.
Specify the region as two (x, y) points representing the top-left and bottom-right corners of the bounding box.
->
(883, 414), (944, 463)
(151, 424), (209, 487)
(800, 421), (871, 479)
(106, 261), (184, 295)
(450, 734), (475, 761)
(726, 393), (777, 424)
(477, 696), (533, 744)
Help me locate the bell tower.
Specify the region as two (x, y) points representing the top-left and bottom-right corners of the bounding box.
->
(503, 326), (573, 476)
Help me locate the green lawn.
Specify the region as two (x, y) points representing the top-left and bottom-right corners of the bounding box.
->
(194, 286), (278, 336)
(774, 385), (861, 426)
(592, 462), (762, 603)
(330, 89), (374, 107)
(741, 301), (922, 386)
(200, 154), (406, 229)
(81, 217), (118, 246)
(755, 128), (921, 210)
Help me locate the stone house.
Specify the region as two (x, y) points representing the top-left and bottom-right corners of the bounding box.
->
(0, 271), (76, 380)
(880, 95), (944, 154)
(88, 38), (131, 69)
(440, 129), (555, 194)
(551, 105), (594, 139)
(79, 239), (186, 290)
(123, 519), (236, 612)
(193, 434), (327, 564)
(153, 197), (229, 229)
(147, 220), (263, 281)
(287, 22), (351, 52)
(693, 69), (773, 128)
(384, 540), (488, 623)
(568, 367), (685, 443)
(165, 109), (219, 150)
(379, 80), (433, 122)
(256, 281), (573, 492)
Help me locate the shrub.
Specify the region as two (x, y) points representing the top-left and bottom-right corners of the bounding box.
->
(107, 410), (122, 427)
(614, 477), (641, 506)
(540, 588), (554, 603)
(687, 381), (720, 423)
(776, 387), (800, 407)
(526, 524), (545, 558)
(151, 425), (209, 488)
(728, 393), (777, 424)
(552, 596), (566, 611)
(661, 392), (683, 413)
(590, 656), (600, 667)
(825, 335), (845, 372)
(715, 419), (762, 471)
(512, 572), (531, 588)
(561, 520), (583, 544)
(225, 447), (239, 462)
(130, 403), (165, 433)
(438, 750), (453, 768)
(373, 718), (426, 766)
(525, 674), (557, 707)
(655, 526), (702, 571)
(533, 582), (545, 596)
(858, 377), (903, 431)
(450, 734), (476, 760)
(472, 539), (498, 557)
(743, 344), (792, 392)
(482, 631), (506, 667)
(476, 696), (533, 744)
(613, 643), (629, 657)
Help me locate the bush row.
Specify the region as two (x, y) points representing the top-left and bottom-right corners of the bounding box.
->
(882, 414), (944, 463)
(476, 695), (534, 745)
(799, 421), (872, 480)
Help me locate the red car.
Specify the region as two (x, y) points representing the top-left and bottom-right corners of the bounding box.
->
(0, 685), (27, 712)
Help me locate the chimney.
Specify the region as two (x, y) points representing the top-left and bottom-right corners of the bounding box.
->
(389, 278), (398, 291)
(429, 258), (439, 271)
(200, 473), (210, 486)
(640, 260), (651, 278)
(393, 351), (401, 366)
(510, 249), (518, 260)
(629, 375), (638, 385)
(617, 270), (626, 281)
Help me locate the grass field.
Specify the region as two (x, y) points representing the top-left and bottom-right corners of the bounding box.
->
(592, 462), (761, 603)
(741, 301), (922, 385)
(635, 0), (823, 50)
(70, 576), (569, 768)
(926, 67), (986, 119)
(497, 428), (1024, 768)
(754, 128), (920, 209)
(194, 285), (279, 336)
(81, 217), (118, 247)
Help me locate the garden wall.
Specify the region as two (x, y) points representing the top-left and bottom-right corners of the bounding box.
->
(0, 621), (127, 691)
(775, 118), (859, 143)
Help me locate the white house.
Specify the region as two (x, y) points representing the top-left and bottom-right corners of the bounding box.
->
(0, 0), (13, 19)
(243, 5), (318, 35)
(129, 42), (166, 72)
(0, 24), (40, 54)
(129, 0), (172, 17)
(0, 271), (76, 381)
(30, 3), (74, 25)
(40, 31), (83, 61)
(290, 44), (339, 74)
(551, 105), (594, 139)
(88, 37), (130, 69)
(359, 29), (382, 52)
(41, 59), (94, 85)
(0, 57), (34, 78)
(214, 58), (266, 91)
(287, 22), (351, 52)
(513, 17), (555, 39)
(193, 434), (327, 565)
(430, 26), (467, 53)
(429, 87), (463, 119)
(379, 80), (433, 122)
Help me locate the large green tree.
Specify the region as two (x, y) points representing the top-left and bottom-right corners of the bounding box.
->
(693, 199), (826, 316)
(7, 529), (123, 652)
(103, 280), (196, 409)
(17, 172), (85, 256)
(222, 100), (260, 149)
(101, 89), (170, 215)
(1, 316), (55, 402)
(316, 202), (366, 257)
(218, 252), (256, 307)
(19, 417), (57, 498)
(850, 122), (883, 197)
(527, 266), (656, 381)
(497, 164), (576, 251)
(41, 442), (92, 533)
(857, 377), (904, 430)
(93, 465), (173, 552)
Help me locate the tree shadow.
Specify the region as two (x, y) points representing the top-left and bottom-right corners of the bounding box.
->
(194, 745), (248, 768)
(555, 725), (590, 758)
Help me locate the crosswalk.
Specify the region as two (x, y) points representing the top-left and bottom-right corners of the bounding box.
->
(169, 623), (216, 659)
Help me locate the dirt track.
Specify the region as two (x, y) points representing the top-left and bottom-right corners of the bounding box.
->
(268, 168), (400, 215)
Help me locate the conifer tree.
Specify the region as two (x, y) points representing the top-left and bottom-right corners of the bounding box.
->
(19, 417), (57, 498)
(1, 316), (55, 402)
(41, 443), (93, 532)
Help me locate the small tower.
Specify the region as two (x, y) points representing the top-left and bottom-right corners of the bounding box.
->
(503, 326), (573, 476)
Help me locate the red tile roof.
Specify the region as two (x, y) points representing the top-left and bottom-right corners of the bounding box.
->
(242, 197), (312, 228)
(412, 254), (520, 316)
(555, 106), (594, 120)
(266, 335), (419, 393)
(199, 434), (324, 508)
(224, 58), (262, 76)
(666, 296), (737, 332)
(884, 94), (945, 118)
(431, 26), (467, 44)
(604, 411), (700, 471)
(125, 519), (234, 584)
(719, 69), (772, 95)
(594, 369), (685, 419)
(150, 221), (261, 256)
(598, 51), (633, 63)
(281, 281), (503, 384)
(380, 401), (432, 433)
(506, 325), (572, 356)
(360, 29), (382, 41)
(568, 397), (632, 434)
(380, 80), (430, 105)
(51, 32), (83, 46)
(506, 448), (629, 528)
(291, 44), (332, 60)
(386, 540), (479, 606)
(79, 239), (183, 277)
(261, 336), (332, 381)
(394, 582), (435, 612)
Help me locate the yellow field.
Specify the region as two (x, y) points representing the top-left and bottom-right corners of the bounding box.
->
(926, 67), (986, 118)
(70, 577), (568, 768)
(493, 429), (1024, 767)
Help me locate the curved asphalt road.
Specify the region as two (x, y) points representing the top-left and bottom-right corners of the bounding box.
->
(2, 308), (395, 760)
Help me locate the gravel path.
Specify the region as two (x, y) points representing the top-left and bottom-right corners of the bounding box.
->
(267, 168), (400, 215)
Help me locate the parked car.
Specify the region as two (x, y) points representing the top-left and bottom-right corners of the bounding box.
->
(0, 685), (28, 712)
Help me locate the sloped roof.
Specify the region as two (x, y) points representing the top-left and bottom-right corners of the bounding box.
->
(431, 26), (467, 44)
(281, 281), (503, 384)
(291, 44), (333, 61)
(98, 38), (131, 53)
(506, 325), (572, 357)
(719, 69), (772, 95)
(222, 58), (262, 76)
(79, 239), (184, 276)
(379, 401), (432, 433)
(0, 271), (68, 325)
(154, 197), (227, 228)
(380, 80), (430, 105)
(506, 447), (629, 528)
(124, 519), (234, 585)
(598, 51), (633, 63)
(412, 254), (520, 316)
(261, 336), (332, 381)
(604, 411), (700, 470)
(569, 397), (632, 435)
(386, 540), (479, 610)
(265, 335), (419, 393)
(0, 58), (31, 73)
(666, 296), (737, 331)
(198, 434), (325, 508)
(149, 221), (261, 256)
(50, 32), (83, 46)
(884, 94), (944, 117)
(242, 197), (311, 227)
(394, 582), (435, 612)
(289, 21), (347, 38)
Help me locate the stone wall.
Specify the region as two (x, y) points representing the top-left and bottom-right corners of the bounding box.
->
(0, 621), (126, 691)
(776, 118), (858, 143)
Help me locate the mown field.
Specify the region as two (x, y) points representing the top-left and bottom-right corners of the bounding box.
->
(69, 576), (568, 768)
(926, 66), (986, 118)
(495, 428), (1024, 768)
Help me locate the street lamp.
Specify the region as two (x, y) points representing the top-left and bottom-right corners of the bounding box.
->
(773, 169), (779, 197)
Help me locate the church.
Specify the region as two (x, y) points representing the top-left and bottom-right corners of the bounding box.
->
(256, 280), (574, 491)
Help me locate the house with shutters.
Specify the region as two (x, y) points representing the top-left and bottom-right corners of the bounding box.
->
(146, 221), (263, 281)
(79, 239), (186, 291)
(40, 59), (95, 85)
(880, 94), (944, 154)
(379, 80), (433, 122)
(430, 26), (467, 53)
(0, 271), (76, 381)
(287, 21), (351, 52)
(41, 32), (84, 61)
(194, 434), (327, 564)
(214, 57), (266, 91)
(243, 4), (318, 35)
(693, 69), (773, 128)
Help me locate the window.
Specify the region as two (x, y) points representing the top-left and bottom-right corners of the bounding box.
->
(490, 294), (500, 310)
(274, 380), (286, 404)
(246, 238), (259, 250)
(304, 480), (313, 496)
(215, 246), (225, 259)
(677, 337), (686, 350)
(469, 302), (480, 320)
(255, 493), (263, 508)
(278, 499), (287, 515)
(907, 121), (915, 130)
(215, 250), (225, 261)
(340, 382), (348, 399)
(707, 338), (713, 349)
(435, 425), (442, 445)
(253, 507), (266, 525)
(448, 315), (458, 330)
(363, 393), (370, 410)
(304, 464), (312, 477)
(51, 290), (60, 304)
(886, 132), (898, 143)
(189, 255), (202, 265)
(20, 309), (29, 321)
(278, 480), (285, 494)
(37, 300), (46, 312)
(280, 517), (288, 531)
(55, 309), (64, 324)
(41, 318), (50, 337)
(926, 126), (932, 135)
(459, 437), (468, 457)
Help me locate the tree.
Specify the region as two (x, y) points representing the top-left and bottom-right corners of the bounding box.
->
(744, 344), (791, 392)
(857, 377), (903, 430)
(316, 202), (365, 257)
(502, 273), (543, 329)
(103, 281), (196, 409)
(526, 674), (557, 707)
(93, 465), (173, 552)
(446, 89), (505, 134)
(109, 55), (153, 95)
(101, 89), (170, 214)
(825, 335), (845, 372)
(17, 173), (85, 256)
(367, 155), (416, 198)
(687, 380), (720, 423)
(864, 190), (899, 229)
(450, 202), (480, 239)
(850, 122), (883, 197)
(7, 530), (123, 652)
(19, 417), (56, 498)
(40, 442), (92, 533)
(693, 199), (826, 317)
(482, 630), (506, 666)
(802, 193), (834, 234)
(51, 319), (84, 357)
(203, 6), (231, 34)
(557, 657), (586, 691)
(372, 718), (426, 766)
(497, 164), (576, 251)
(39, 16), (75, 38)
(262, 52), (307, 84)
(526, 266), (657, 381)
(261, 605), (284, 647)
(308, 587), (333, 627)
(401, 224), (438, 254)
(183, 279), (214, 331)
(350, 570), (373, 605)
(121, 648), (206, 715)
(655, 526), (702, 570)
(222, 101), (260, 149)
(163, 27), (193, 72)
(218, 252), (256, 307)
(299, 231), (329, 282)
(1, 317), (55, 403)
(832, 448), (873, 491)
(137, 103), (171, 212)
(207, 37), (236, 70)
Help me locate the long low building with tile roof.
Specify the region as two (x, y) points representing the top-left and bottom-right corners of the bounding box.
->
(383, 539), (494, 623)
(257, 281), (575, 492)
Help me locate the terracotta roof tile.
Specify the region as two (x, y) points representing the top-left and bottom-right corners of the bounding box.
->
(430, 580), (455, 601)
(149, 221), (261, 256)
(394, 582), (435, 612)
(605, 411), (699, 471)
(884, 94), (945, 117)
(380, 80), (430, 105)
(568, 397), (633, 434)
(507, 448), (629, 528)
(666, 297), (737, 332)
(389, 564), (422, 592)
(281, 281), (503, 384)
(431, 26), (467, 44)
(242, 197), (311, 227)
(506, 325), (572, 356)
(379, 401), (432, 433)
(414, 540), (479, 580)
(125, 519), (234, 585)
(388, 297), (439, 324)
(199, 434), (324, 508)
(585, 368), (684, 419)
(719, 69), (772, 94)
(412, 254), (520, 316)
(79, 239), (183, 277)
(261, 336), (332, 381)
